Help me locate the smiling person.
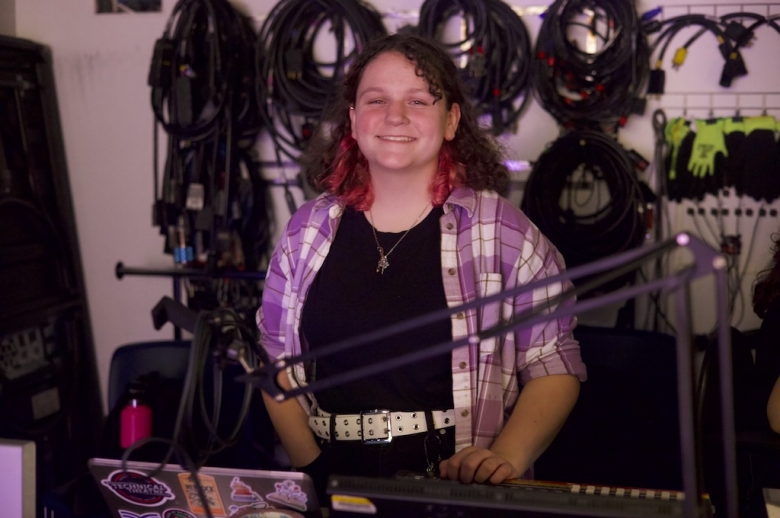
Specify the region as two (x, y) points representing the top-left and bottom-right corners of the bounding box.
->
(257, 33), (586, 500)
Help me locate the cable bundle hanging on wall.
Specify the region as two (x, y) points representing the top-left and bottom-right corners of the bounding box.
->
(532, 0), (649, 130)
(256, 0), (387, 163)
(521, 130), (651, 293)
(148, 0), (271, 278)
(416, 0), (532, 135)
(645, 10), (780, 93)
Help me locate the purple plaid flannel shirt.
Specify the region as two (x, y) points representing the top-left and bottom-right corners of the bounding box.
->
(257, 186), (587, 452)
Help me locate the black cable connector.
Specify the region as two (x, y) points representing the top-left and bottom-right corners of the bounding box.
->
(647, 69), (665, 95)
(631, 98), (648, 116)
(148, 38), (174, 89)
(284, 49), (303, 81)
(724, 21), (754, 45)
(719, 52), (748, 87)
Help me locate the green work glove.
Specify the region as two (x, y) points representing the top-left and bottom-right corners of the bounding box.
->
(664, 117), (690, 180)
(744, 115), (777, 134)
(688, 119), (727, 178)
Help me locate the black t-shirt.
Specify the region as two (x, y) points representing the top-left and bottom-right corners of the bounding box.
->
(300, 206), (454, 413)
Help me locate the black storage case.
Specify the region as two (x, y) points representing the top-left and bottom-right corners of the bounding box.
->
(0, 34), (103, 511)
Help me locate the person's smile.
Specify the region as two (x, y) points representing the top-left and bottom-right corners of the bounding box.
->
(377, 135), (415, 142)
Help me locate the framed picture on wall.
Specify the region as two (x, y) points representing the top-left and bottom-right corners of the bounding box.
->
(96, 0), (161, 13)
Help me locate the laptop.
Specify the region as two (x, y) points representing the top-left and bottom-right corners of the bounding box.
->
(88, 458), (321, 518)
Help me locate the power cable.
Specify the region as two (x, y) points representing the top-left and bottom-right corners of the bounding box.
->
(148, 0), (272, 310)
(532, 0), (649, 130)
(256, 0), (387, 162)
(521, 130), (649, 293)
(416, 0), (533, 135)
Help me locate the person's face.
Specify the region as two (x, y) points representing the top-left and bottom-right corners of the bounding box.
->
(349, 52), (460, 181)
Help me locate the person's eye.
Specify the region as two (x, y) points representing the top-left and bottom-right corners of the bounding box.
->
(367, 99), (385, 105)
(410, 100), (428, 106)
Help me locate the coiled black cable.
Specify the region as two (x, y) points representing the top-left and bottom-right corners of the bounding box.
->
(149, 0), (271, 274)
(532, 0), (649, 129)
(256, 0), (387, 162)
(150, 0), (258, 141)
(417, 0), (532, 135)
(521, 130), (648, 292)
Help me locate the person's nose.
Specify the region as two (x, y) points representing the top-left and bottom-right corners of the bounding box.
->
(384, 100), (408, 125)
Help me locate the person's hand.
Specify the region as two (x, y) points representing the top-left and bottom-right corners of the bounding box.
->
(439, 446), (520, 484)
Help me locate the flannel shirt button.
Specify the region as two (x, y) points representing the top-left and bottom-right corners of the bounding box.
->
(446, 223), (454, 230)
(461, 410), (469, 417)
(459, 361), (467, 369)
(456, 312), (464, 320)
(448, 268), (456, 275)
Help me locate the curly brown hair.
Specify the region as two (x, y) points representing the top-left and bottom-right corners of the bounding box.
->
(753, 232), (780, 318)
(299, 32), (509, 206)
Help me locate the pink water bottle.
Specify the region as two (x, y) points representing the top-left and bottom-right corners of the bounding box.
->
(120, 398), (152, 448)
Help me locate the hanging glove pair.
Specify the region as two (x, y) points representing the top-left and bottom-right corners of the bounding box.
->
(667, 115), (780, 203)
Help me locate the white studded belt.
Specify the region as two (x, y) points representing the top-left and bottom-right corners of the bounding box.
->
(309, 409), (455, 444)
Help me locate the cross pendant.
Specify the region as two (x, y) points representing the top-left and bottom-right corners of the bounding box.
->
(376, 255), (390, 274)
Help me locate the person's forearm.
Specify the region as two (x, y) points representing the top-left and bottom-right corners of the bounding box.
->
(261, 371), (321, 467)
(767, 376), (780, 433)
(490, 374), (580, 474)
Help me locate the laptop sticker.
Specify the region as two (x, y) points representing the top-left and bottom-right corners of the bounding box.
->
(228, 502), (270, 516)
(162, 510), (197, 518)
(118, 511), (161, 518)
(229, 477), (265, 504)
(265, 480), (307, 512)
(178, 472), (227, 517)
(102, 470), (175, 507)
(230, 510), (305, 518)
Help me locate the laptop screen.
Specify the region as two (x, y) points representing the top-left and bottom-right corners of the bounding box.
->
(88, 458), (321, 518)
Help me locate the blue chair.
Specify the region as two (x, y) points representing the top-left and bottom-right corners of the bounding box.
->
(107, 340), (192, 412)
(103, 339), (279, 470)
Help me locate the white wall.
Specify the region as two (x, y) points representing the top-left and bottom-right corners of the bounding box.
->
(3, 0), (780, 411)
(0, 0), (15, 36)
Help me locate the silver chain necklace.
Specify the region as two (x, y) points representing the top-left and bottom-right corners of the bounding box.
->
(367, 202), (430, 274)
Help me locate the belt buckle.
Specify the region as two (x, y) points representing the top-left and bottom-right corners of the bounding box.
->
(360, 410), (392, 444)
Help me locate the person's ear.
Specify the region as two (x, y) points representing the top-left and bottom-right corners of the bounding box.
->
(444, 103), (461, 141)
(349, 105), (356, 140)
